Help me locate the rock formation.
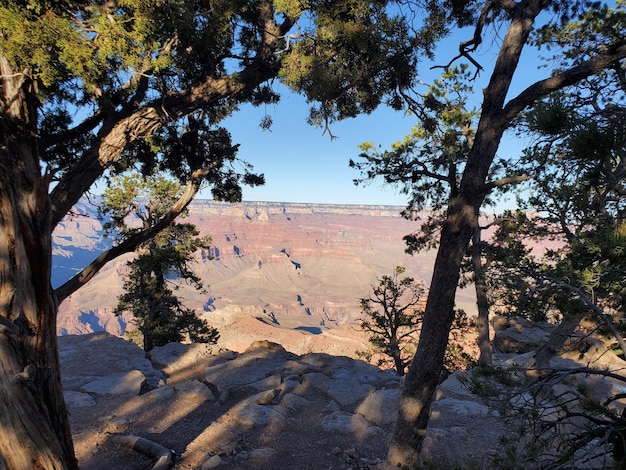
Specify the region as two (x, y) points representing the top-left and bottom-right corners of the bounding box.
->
(60, 321), (626, 469)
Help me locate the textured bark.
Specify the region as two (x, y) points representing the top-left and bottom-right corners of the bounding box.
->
(0, 5), (294, 466)
(0, 59), (77, 469)
(48, 3), (294, 230)
(54, 166), (207, 303)
(388, 198), (476, 465)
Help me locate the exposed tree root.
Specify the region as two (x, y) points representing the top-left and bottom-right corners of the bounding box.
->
(109, 434), (174, 470)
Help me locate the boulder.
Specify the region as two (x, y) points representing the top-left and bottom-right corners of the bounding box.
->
(302, 372), (374, 406)
(59, 332), (162, 391)
(80, 370), (145, 395)
(174, 380), (214, 402)
(493, 317), (554, 354)
(202, 349), (291, 390)
(64, 391), (96, 408)
(355, 389), (401, 425)
(149, 342), (227, 373)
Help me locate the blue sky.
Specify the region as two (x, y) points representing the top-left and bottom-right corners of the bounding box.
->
(207, 25), (545, 207)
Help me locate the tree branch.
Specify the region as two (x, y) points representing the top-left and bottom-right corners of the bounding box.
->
(49, 3), (297, 228)
(108, 434), (173, 470)
(54, 166), (210, 303)
(40, 112), (103, 150)
(0, 68), (29, 115)
(431, 0), (494, 76)
(536, 273), (626, 357)
(503, 41), (626, 123)
(479, 173), (532, 193)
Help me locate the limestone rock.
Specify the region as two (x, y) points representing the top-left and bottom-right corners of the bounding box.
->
(149, 342), (226, 373)
(80, 370), (145, 395)
(355, 389), (401, 425)
(64, 391), (96, 408)
(174, 380), (213, 402)
(321, 411), (370, 434)
(59, 332), (162, 391)
(201, 455), (225, 469)
(302, 371), (374, 406)
(235, 404), (286, 428)
(493, 316), (554, 354)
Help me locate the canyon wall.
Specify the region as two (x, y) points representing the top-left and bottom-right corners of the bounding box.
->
(54, 200), (476, 352)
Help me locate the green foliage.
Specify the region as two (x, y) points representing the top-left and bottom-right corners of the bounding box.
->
(1, 0), (446, 138)
(359, 267), (475, 375)
(278, 1), (422, 129)
(103, 174), (218, 351)
(359, 266), (425, 376)
(490, 44), (626, 325)
(352, 64), (477, 213)
(350, 64), (492, 255)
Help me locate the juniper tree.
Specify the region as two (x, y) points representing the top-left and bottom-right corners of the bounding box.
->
(359, 266), (424, 376)
(101, 174), (219, 352)
(352, 1), (626, 465)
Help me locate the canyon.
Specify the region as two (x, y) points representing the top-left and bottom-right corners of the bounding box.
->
(54, 199), (475, 356)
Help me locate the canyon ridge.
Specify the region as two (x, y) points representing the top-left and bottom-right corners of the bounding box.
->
(53, 199), (476, 356)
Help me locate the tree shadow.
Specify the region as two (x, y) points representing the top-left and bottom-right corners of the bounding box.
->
(63, 335), (397, 470)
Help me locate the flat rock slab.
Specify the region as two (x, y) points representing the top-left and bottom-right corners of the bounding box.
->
(355, 388), (401, 425)
(149, 342), (229, 373)
(80, 370), (145, 395)
(202, 350), (291, 389)
(303, 372), (375, 406)
(59, 332), (162, 391)
(64, 391), (96, 408)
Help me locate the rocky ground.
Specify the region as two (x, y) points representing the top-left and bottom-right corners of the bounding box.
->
(60, 333), (500, 470)
(59, 318), (626, 469)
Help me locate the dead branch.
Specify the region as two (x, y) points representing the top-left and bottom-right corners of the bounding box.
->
(109, 434), (174, 470)
(431, 0), (495, 77)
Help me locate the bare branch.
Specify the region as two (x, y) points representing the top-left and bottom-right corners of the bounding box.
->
(480, 174), (532, 193)
(431, 0), (494, 76)
(535, 273), (626, 356)
(0, 68), (29, 115)
(49, 3), (298, 228)
(40, 112), (103, 150)
(108, 434), (173, 470)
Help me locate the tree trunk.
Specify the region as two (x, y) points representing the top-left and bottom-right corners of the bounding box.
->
(534, 312), (585, 371)
(472, 228), (493, 366)
(0, 59), (77, 469)
(388, 3), (547, 465)
(390, 339), (405, 376)
(388, 197), (478, 466)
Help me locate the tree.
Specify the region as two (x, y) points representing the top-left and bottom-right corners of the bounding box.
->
(354, 1), (626, 465)
(485, 58), (626, 368)
(101, 174), (219, 352)
(0, 1), (437, 467)
(359, 266), (424, 376)
(353, 63), (499, 367)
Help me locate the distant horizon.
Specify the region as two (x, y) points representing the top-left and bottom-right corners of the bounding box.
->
(202, 198), (407, 208)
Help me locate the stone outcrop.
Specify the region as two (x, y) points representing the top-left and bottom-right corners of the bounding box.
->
(60, 328), (626, 470)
